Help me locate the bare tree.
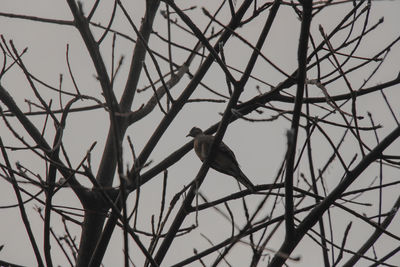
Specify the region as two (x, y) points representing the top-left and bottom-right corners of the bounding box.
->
(1, 0), (400, 266)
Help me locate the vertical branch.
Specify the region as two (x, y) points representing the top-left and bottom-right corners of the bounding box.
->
(72, 2), (160, 266)
(44, 97), (80, 267)
(283, 0), (312, 239)
(120, 180), (129, 267)
(66, 0), (117, 112)
(219, 42), (233, 96)
(119, 0), (161, 111)
(166, 4), (174, 75)
(305, 89), (330, 267)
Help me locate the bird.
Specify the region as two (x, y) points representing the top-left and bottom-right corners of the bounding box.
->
(187, 127), (255, 191)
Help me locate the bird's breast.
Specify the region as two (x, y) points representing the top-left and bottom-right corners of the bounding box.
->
(193, 139), (205, 161)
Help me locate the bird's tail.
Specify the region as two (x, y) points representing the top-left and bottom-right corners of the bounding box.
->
(236, 170), (256, 192)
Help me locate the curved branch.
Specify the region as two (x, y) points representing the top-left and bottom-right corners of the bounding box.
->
(0, 84), (89, 204)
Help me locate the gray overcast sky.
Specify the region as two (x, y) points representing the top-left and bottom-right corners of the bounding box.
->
(1, 1), (400, 266)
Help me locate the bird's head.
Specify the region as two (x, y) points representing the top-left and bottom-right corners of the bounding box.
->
(186, 127), (203, 137)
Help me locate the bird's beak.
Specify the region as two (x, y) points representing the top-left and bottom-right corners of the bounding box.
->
(186, 133), (191, 137)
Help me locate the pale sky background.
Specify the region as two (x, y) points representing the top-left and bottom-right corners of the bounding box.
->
(1, 0), (400, 266)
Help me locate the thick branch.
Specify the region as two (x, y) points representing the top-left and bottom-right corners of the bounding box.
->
(119, 0), (161, 111)
(66, 0), (118, 111)
(283, 0), (312, 238)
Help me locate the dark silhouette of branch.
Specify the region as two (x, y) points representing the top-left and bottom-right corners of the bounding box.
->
(269, 125), (400, 266)
(2, 0), (400, 266)
(0, 137), (44, 267)
(283, 0), (312, 240)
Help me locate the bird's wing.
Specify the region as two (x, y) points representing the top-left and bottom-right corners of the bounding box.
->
(210, 141), (242, 178)
(218, 141), (239, 165)
(196, 135), (238, 163)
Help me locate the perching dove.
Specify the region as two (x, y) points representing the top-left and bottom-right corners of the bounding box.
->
(187, 127), (255, 191)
